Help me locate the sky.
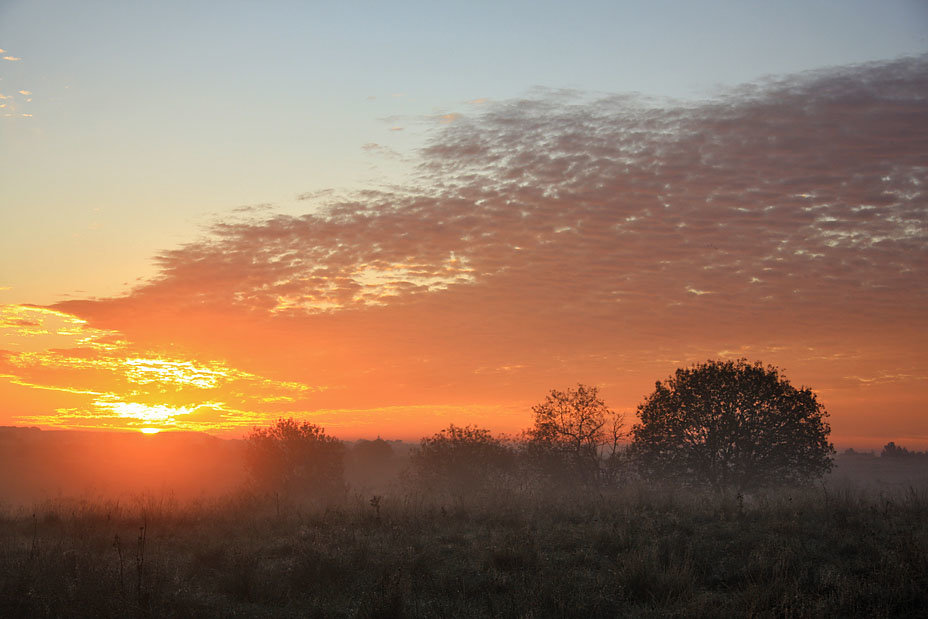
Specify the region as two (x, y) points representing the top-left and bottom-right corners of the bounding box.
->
(1, 1), (926, 447)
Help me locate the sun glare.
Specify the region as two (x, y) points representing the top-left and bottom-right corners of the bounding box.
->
(139, 427), (161, 434)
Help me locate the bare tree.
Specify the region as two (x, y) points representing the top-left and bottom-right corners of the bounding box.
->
(524, 384), (625, 486)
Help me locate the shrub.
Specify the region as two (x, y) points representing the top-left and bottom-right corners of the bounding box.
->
(409, 424), (515, 495)
(244, 418), (346, 500)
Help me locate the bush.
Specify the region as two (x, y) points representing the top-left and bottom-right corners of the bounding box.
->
(244, 418), (346, 500)
(409, 424), (516, 495)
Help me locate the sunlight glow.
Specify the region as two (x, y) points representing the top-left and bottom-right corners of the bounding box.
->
(1, 305), (325, 432)
(95, 399), (198, 423)
(122, 357), (245, 389)
(139, 427), (161, 434)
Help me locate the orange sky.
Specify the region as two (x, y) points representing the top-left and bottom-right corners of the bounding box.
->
(1, 57), (926, 448)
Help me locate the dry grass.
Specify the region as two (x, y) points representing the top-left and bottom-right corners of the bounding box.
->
(1, 480), (926, 618)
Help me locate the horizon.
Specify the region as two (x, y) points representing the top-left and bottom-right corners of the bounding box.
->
(0, 422), (916, 454)
(1, 1), (926, 449)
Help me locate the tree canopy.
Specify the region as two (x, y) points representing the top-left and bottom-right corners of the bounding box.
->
(629, 359), (834, 489)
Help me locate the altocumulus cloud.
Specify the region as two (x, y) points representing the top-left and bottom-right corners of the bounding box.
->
(55, 56), (927, 415)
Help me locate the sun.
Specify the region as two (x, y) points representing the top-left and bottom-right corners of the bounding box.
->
(139, 427), (161, 434)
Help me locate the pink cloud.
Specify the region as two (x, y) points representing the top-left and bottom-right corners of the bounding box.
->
(49, 55), (928, 441)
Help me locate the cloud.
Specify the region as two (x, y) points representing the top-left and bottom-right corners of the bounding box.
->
(1, 305), (123, 352)
(43, 55), (928, 438)
(234, 203), (273, 214)
(296, 188), (334, 201)
(2, 56), (21, 62)
(83, 56), (924, 325)
(361, 142), (403, 159)
(0, 88), (33, 119)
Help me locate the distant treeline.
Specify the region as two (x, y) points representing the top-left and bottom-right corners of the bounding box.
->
(841, 442), (928, 459)
(0, 426), (925, 508)
(879, 441), (928, 459)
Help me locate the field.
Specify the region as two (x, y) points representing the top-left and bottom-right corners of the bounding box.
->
(2, 469), (927, 618)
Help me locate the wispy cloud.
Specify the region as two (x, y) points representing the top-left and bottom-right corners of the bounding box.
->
(79, 56), (925, 324)
(361, 142), (402, 159)
(1, 305), (123, 352)
(0, 86), (34, 119)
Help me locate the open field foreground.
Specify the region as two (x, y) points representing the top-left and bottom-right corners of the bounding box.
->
(1, 481), (926, 618)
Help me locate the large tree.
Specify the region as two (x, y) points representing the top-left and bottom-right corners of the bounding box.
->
(629, 360), (834, 489)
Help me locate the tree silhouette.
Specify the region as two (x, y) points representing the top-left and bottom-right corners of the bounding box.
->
(629, 359), (834, 489)
(524, 384), (625, 486)
(347, 437), (397, 492)
(244, 418), (346, 500)
(352, 437), (395, 468)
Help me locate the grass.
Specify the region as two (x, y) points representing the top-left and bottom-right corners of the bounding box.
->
(1, 481), (926, 618)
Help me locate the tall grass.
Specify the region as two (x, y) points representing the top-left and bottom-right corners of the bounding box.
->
(1, 481), (926, 617)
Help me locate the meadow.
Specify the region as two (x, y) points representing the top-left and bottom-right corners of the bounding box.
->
(1, 457), (927, 618)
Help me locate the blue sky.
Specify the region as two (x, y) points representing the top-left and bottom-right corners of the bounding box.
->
(2, 1), (925, 305)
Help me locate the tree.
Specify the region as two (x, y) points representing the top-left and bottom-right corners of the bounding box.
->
(351, 437), (395, 468)
(244, 418), (346, 500)
(409, 424), (515, 495)
(629, 359), (834, 489)
(524, 384), (625, 486)
(347, 437), (397, 492)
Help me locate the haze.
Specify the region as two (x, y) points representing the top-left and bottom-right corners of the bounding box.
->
(1, 0), (926, 449)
